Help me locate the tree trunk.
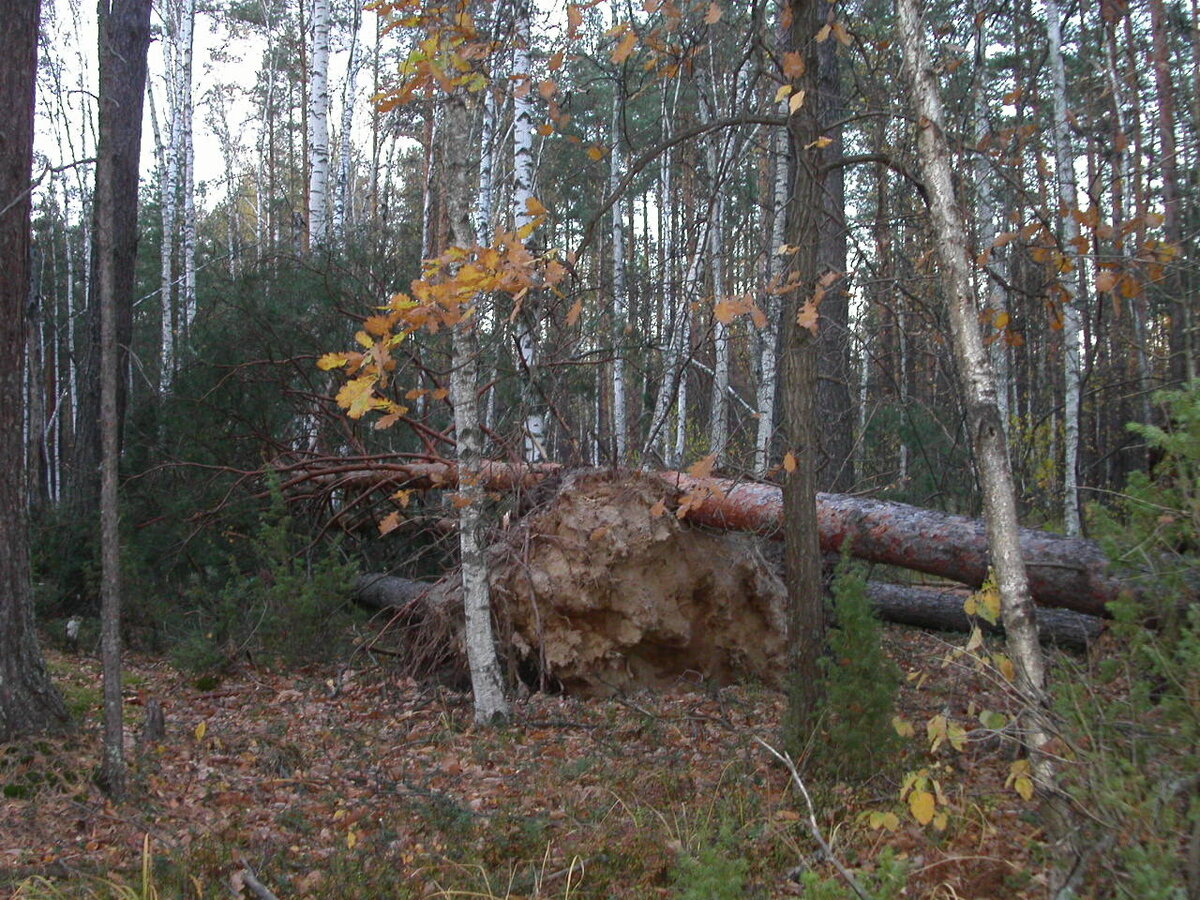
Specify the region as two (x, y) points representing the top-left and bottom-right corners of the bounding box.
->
(70, 0), (149, 513)
(897, 0), (1061, 844)
(0, 0), (71, 744)
(754, 126), (787, 477)
(352, 573), (1102, 653)
(93, 0), (152, 797)
(1044, 0), (1085, 537)
(293, 459), (1145, 617)
(781, 0), (828, 738)
(814, 32), (854, 493)
(609, 81), (629, 464)
(443, 80), (509, 725)
(307, 0), (331, 248)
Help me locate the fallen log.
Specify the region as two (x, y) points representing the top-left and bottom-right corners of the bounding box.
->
(353, 572), (1102, 657)
(865, 582), (1103, 651)
(290, 461), (1133, 618)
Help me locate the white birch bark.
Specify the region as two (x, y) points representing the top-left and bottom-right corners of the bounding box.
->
(1044, 0), (1083, 536)
(707, 166), (729, 463)
(148, 76), (176, 394)
(444, 89), (509, 725)
(897, 0), (1057, 804)
(473, 86), (498, 247)
(333, 0), (361, 244)
(513, 0), (544, 462)
(179, 0), (196, 335)
(307, 0), (331, 248)
(609, 86), (629, 464)
(972, 21), (1009, 429)
(754, 126), (788, 477)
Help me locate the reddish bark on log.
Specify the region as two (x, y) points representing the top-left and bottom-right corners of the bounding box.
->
(290, 462), (1131, 618)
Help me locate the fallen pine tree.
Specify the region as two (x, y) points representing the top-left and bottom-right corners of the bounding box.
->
(285, 459), (1138, 619)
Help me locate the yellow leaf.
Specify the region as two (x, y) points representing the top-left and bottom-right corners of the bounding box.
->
(363, 314), (395, 337)
(1014, 776), (1034, 801)
(587, 145), (607, 161)
(909, 790), (936, 825)
(713, 298), (741, 324)
(611, 30), (638, 63)
(687, 453), (717, 479)
(346, 829), (358, 850)
(994, 653), (1016, 681)
(869, 810), (899, 830)
(379, 512), (402, 535)
(336, 375), (382, 419)
(796, 299), (819, 333)
(892, 715), (915, 738)
(932, 811), (949, 831)
(815, 23), (832, 42)
(788, 90), (806, 114)
(194, 721), (207, 741)
(526, 196), (548, 217)
(704, 2), (722, 23)
(432, 387), (449, 401)
(783, 452), (797, 473)
(566, 298), (584, 327)
(782, 52), (806, 78)
(355, 330), (375, 349)
(317, 352), (350, 371)
(805, 136), (833, 149)
(774, 84), (793, 103)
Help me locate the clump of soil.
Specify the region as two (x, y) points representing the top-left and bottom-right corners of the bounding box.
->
(485, 471), (787, 694)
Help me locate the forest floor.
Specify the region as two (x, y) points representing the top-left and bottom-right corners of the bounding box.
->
(2, 624), (1087, 899)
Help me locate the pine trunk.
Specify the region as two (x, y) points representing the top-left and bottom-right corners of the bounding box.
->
(0, 0), (71, 743)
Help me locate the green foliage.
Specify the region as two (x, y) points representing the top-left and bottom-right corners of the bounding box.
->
(170, 476), (360, 672)
(671, 827), (749, 900)
(810, 558), (901, 781)
(1066, 382), (1200, 895)
(796, 848), (910, 900)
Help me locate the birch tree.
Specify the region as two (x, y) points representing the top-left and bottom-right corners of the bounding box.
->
(1044, 0), (1084, 536)
(896, 0), (1067, 878)
(307, 0), (331, 247)
(608, 80), (629, 464)
(512, 0), (545, 463)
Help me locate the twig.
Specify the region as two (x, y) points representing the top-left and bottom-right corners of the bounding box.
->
(754, 737), (872, 900)
(233, 857), (281, 900)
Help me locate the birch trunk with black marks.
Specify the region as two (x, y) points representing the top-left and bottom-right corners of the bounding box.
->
(897, 0), (1061, 835)
(444, 83), (509, 724)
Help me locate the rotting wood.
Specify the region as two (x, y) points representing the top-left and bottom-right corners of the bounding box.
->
(288, 461), (1136, 617)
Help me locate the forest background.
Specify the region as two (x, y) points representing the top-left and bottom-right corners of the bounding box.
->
(3, 0), (1199, 894)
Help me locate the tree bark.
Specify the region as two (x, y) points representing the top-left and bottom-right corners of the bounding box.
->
(897, 0), (1061, 841)
(781, 0), (828, 737)
(442, 79), (509, 725)
(290, 460), (1141, 618)
(352, 573), (1102, 653)
(94, 0), (152, 797)
(307, 0), (331, 248)
(0, 0), (71, 743)
(69, 0), (150, 513)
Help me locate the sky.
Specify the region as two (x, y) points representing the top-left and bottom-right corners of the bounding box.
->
(35, 0), (377, 212)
